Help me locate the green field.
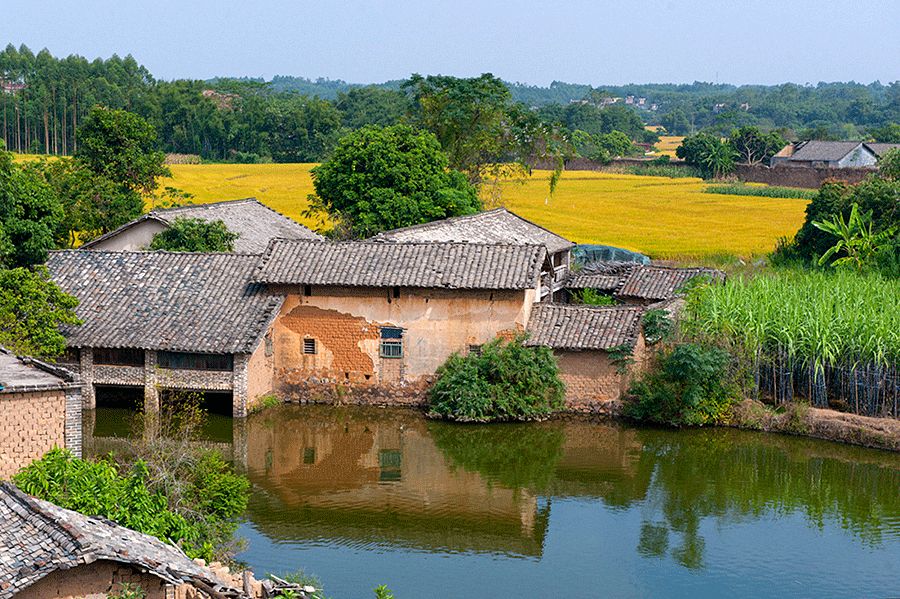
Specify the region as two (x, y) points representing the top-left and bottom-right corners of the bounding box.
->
(162, 164), (809, 259)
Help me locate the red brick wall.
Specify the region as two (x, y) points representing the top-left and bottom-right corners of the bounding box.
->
(0, 390), (65, 479)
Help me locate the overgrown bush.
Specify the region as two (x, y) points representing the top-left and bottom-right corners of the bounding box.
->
(149, 216), (238, 252)
(624, 343), (740, 427)
(428, 336), (565, 422)
(571, 288), (616, 306)
(14, 394), (250, 562)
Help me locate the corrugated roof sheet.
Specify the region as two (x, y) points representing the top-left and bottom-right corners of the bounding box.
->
(82, 198), (323, 254)
(254, 240), (547, 290)
(47, 251), (282, 353)
(0, 482), (244, 598)
(525, 304), (643, 350)
(373, 208), (574, 254)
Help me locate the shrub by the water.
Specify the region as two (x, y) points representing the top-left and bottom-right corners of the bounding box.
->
(624, 343), (740, 427)
(428, 337), (565, 422)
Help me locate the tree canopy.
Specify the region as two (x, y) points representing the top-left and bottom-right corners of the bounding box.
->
(0, 142), (63, 267)
(149, 217), (238, 252)
(0, 266), (80, 357)
(307, 124), (480, 238)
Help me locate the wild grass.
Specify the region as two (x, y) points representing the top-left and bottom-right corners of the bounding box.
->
(160, 164), (809, 259)
(705, 183), (817, 200)
(623, 164), (702, 178)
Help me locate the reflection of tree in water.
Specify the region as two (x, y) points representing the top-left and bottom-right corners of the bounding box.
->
(428, 421), (566, 493)
(635, 428), (900, 570)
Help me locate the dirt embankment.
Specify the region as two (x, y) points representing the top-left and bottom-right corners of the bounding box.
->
(731, 399), (900, 452)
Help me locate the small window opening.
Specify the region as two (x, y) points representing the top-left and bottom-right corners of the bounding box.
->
(303, 338), (317, 354)
(303, 285), (312, 297)
(468, 344), (483, 356)
(380, 327), (403, 358)
(392, 286), (401, 299)
(303, 447), (316, 464)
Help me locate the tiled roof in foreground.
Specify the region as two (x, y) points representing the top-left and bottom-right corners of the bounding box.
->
(255, 240), (547, 290)
(47, 251), (283, 354)
(0, 482), (244, 598)
(526, 304), (643, 351)
(373, 208), (574, 254)
(82, 198), (323, 254)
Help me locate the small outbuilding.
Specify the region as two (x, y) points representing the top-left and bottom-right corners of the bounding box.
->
(0, 348), (82, 479)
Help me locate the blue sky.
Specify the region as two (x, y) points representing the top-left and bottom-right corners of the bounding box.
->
(3, 0), (898, 85)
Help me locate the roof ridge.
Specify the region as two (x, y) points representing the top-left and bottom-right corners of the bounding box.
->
(150, 197), (258, 215)
(49, 248), (262, 258)
(271, 238), (546, 249)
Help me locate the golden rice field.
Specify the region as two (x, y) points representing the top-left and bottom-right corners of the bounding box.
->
(654, 136), (684, 158)
(162, 164), (809, 259)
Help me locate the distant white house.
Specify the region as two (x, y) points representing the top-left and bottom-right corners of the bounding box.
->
(770, 141), (900, 169)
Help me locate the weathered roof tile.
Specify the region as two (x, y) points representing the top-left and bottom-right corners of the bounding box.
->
(526, 304), (643, 350)
(47, 251), (282, 354)
(254, 240), (547, 290)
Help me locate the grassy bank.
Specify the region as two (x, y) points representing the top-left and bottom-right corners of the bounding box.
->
(162, 164), (809, 259)
(705, 183), (817, 200)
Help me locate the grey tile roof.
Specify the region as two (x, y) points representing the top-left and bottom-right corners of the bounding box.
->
(254, 240), (547, 290)
(0, 347), (78, 393)
(47, 251), (283, 354)
(566, 262), (637, 291)
(82, 198), (323, 253)
(0, 482), (244, 598)
(788, 141), (867, 162)
(372, 208), (574, 254)
(867, 143), (900, 158)
(525, 304), (643, 351)
(616, 266), (724, 301)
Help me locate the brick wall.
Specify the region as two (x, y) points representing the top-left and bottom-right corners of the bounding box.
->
(0, 390), (66, 479)
(733, 164), (873, 188)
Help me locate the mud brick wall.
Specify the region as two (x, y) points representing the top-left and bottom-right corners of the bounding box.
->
(15, 560), (169, 599)
(0, 390), (66, 479)
(733, 164), (873, 188)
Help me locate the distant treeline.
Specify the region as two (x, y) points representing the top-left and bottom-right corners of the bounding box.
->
(2, 43), (898, 163)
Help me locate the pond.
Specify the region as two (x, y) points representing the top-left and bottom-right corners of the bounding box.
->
(87, 405), (900, 599)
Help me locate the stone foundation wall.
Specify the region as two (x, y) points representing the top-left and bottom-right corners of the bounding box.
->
(279, 378), (432, 408)
(0, 387), (81, 479)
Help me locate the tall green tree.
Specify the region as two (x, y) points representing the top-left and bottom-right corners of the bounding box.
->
(728, 126), (786, 166)
(403, 73), (564, 186)
(0, 266), (80, 357)
(0, 142), (63, 267)
(307, 124), (480, 238)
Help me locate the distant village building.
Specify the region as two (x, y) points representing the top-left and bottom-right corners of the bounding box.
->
(0, 349), (82, 478)
(81, 198), (322, 253)
(770, 141), (900, 169)
(0, 482), (249, 599)
(47, 251), (283, 417)
(0, 79), (25, 94)
(373, 208), (574, 298)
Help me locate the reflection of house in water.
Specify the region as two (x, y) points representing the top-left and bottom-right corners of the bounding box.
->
(243, 406), (650, 558)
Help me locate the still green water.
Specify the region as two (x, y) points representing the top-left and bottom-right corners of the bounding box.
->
(87, 405), (900, 598)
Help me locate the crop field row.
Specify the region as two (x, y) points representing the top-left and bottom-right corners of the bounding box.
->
(161, 164), (809, 259)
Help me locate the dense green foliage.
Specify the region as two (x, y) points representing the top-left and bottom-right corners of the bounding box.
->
(625, 343), (740, 427)
(812, 203), (897, 269)
(676, 132), (736, 178)
(571, 288), (616, 305)
(0, 266), (80, 357)
(428, 337), (565, 422)
(149, 217), (238, 252)
(14, 448), (247, 561)
(0, 142), (63, 267)
(2, 45), (898, 162)
(571, 129), (638, 162)
(307, 124), (480, 237)
(784, 174), (899, 271)
(704, 183), (817, 200)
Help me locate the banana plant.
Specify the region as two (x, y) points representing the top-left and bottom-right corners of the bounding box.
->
(813, 203), (898, 269)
